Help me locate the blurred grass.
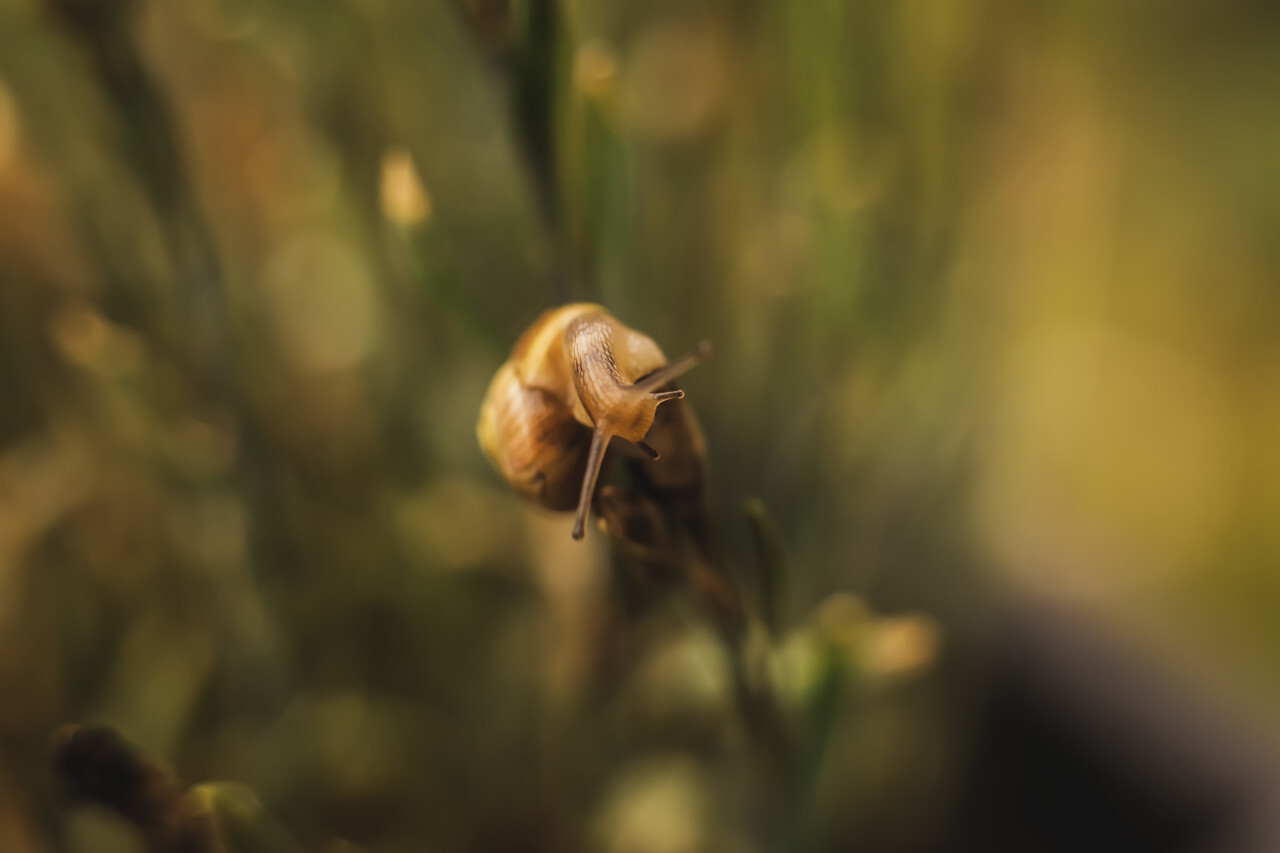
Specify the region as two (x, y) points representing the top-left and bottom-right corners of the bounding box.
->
(0, 0), (1278, 850)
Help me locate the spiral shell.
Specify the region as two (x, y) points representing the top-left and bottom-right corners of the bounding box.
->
(477, 304), (708, 539)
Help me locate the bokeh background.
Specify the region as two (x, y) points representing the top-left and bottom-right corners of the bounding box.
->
(2, 0), (1279, 850)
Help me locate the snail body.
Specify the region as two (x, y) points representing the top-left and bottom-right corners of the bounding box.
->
(478, 304), (709, 539)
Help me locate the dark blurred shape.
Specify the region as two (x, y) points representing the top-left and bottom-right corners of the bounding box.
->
(41, 0), (140, 40)
(52, 724), (297, 852)
(942, 599), (1280, 853)
(52, 724), (211, 852)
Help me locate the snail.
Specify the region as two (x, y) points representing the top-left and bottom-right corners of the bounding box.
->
(477, 304), (710, 540)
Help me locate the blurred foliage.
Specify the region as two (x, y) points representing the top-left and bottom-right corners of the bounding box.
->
(0, 0), (1278, 850)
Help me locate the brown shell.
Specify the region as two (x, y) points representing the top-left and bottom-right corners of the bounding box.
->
(476, 361), (591, 510)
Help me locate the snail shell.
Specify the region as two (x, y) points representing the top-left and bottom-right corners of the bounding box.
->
(477, 303), (709, 539)
(476, 361), (591, 511)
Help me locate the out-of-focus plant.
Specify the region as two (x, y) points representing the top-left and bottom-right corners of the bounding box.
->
(53, 725), (293, 853)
